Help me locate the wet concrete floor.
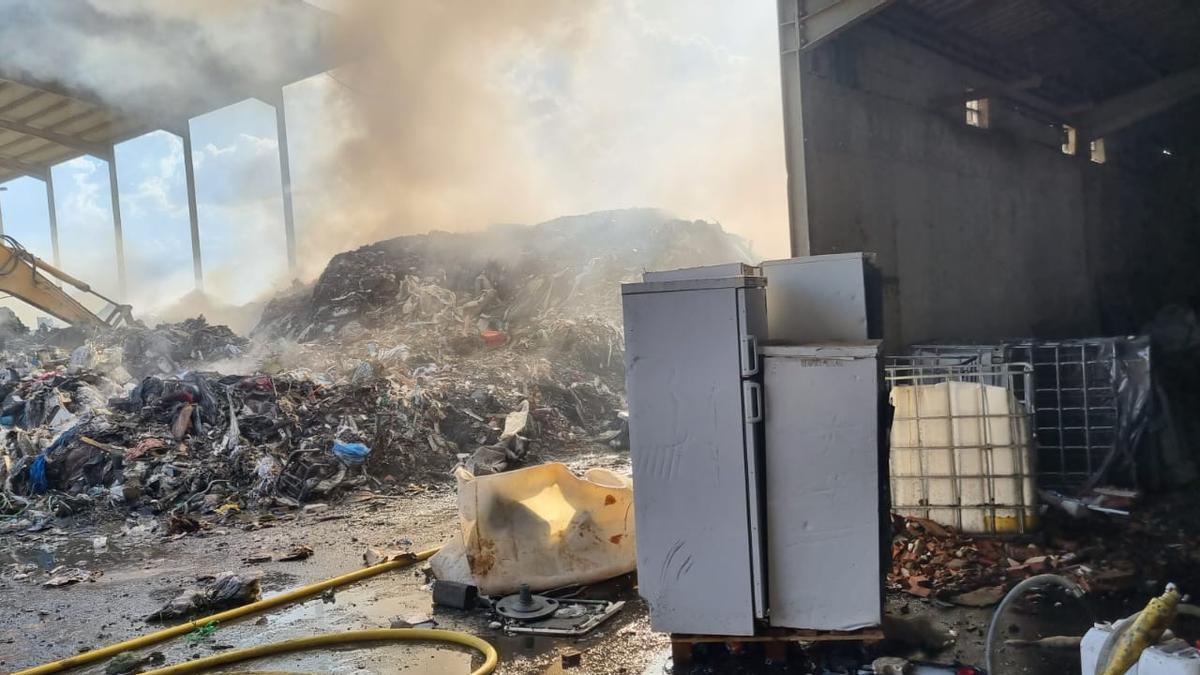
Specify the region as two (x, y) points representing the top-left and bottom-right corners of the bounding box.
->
(1, 451), (667, 675)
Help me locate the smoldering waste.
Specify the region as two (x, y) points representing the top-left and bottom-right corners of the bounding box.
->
(0, 209), (752, 522)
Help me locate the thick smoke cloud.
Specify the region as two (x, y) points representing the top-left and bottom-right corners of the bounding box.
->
(0, 0), (327, 119)
(1, 0), (788, 307)
(306, 0), (789, 274)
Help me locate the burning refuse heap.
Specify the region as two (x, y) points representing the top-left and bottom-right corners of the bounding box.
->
(0, 210), (752, 519)
(254, 208), (755, 340)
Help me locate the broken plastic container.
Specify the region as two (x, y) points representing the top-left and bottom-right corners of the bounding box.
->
(429, 462), (636, 595)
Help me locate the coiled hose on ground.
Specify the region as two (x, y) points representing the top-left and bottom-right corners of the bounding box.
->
(985, 573), (1089, 675)
(15, 546), (499, 675)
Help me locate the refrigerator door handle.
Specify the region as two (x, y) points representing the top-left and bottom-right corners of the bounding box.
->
(743, 381), (763, 423)
(740, 335), (760, 377)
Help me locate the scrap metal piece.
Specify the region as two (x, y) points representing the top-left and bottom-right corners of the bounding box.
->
(504, 598), (626, 637)
(495, 584), (558, 620)
(432, 580), (479, 610)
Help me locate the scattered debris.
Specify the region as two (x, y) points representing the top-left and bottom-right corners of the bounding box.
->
(363, 547), (412, 566)
(42, 566), (99, 587)
(184, 620), (220, 645)
(104, 650), (166, 675)
(1004, 635), (1083, 649)
(277, 544), (313, 562)
(389, 615), (437, 629)
(432, 580), (479, 610)
(146, 573), (261, 622)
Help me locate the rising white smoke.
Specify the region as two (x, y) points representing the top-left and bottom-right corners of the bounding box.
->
(0, 0), (788, 313)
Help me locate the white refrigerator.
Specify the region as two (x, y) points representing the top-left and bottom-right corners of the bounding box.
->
(621, 275), (768, 636)
(761, 342), (883, 630)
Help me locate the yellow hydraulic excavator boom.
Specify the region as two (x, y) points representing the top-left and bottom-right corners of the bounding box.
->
(0, 236), (136, 329)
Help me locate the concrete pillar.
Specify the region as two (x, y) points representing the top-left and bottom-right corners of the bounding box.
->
(107, 153), (127, 298)
(272, 94), (298, 274)
(46, 173), (60, 266)
(778, 0), (813, 257)
(181, 128), (204, 291)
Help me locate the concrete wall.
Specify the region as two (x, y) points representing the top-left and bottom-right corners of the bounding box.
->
(790, 26), (1106, 347)
(1084, 106), (1200, 333)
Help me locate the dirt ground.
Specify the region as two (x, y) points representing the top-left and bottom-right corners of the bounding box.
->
(0, 447), (670, 675)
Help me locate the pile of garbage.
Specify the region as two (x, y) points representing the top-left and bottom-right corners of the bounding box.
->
(253, 208), (754, 341)
(0, 349), (624, 519)
(0, 210), (750, 519)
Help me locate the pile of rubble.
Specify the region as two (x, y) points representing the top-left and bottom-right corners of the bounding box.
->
(890, 496), (1200, 607)
(0, 210), (751, 521)
(889, 516), (1067, 606)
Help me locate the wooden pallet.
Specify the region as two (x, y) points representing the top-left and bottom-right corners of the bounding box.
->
(669, 627), (884, 667)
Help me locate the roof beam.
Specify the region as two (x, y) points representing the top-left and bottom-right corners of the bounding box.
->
(0, 156), (48, 180)
(0, 116), (111, 158)
(0, 90), (47, 116)
(1080, 65), (1200, 138)
(18, 97), (72, 124)
(43, 108), (104, 133)
(1039, 0), (1164, 80)
(877, 3), (1092, 111)
(929, 74), (1044, 109)
(0, 74), (112, 113)
(785, 0), (894, 51)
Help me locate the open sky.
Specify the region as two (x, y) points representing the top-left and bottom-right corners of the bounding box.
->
(0, 0), (787, 325)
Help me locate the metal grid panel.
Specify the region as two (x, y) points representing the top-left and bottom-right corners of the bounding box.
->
(1004, 341), (1119, 489)
(885, 359), (1036, 534)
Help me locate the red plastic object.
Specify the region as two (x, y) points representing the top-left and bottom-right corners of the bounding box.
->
(481, 330), (508, 347)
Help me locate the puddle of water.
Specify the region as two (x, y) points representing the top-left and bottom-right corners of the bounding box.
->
(491, 632), (559, 661)
(2, 526), (176, 572)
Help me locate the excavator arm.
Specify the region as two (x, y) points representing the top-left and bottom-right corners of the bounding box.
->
(0, 236), (135, 329)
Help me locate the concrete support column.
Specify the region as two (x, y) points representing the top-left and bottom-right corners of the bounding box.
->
(272, 93), (298, 275)
(778, 0), (813, 257)
(107, 153), (127, 299)
(45, 173), (60, 266)
(181, 127), (204, 291)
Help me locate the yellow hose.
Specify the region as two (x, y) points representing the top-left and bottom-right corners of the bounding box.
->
(15, 547), (474, 675)
(140, 628), (498, 675)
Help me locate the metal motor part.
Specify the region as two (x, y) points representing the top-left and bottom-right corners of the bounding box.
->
(495, 584), (559, 621)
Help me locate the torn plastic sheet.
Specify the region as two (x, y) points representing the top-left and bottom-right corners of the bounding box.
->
(429, 462), (635, 595)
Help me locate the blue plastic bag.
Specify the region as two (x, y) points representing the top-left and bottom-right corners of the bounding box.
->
(30, 455), (49, 494)
(331, 441), (371, 466)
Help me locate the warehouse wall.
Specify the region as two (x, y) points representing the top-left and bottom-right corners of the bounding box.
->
(1083, 103), (1200, 334)
(790, 26), (1102, 347)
